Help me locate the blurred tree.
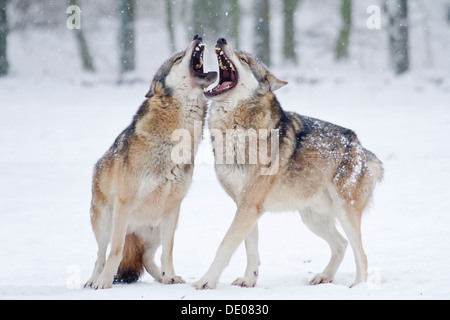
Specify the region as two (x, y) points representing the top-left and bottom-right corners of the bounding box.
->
(283, 0), (299, 64)
(384, 0), (409, 74)
(229, 0), (240, 50)
(166, 0), (176, 52)
(254, 0), (270, 66)
(119, 0), (136, 74)
(190, 0), (240, 48)
(335, 0), (352, 60)
(447, 5), (450, 24)
(192, 0), (224, 39)
(68, 0), (95, 72)
(0, 0), (8, 76)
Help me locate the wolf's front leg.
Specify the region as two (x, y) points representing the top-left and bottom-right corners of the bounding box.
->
(160, 204), (185, 284)
(232, 223), (260, 287)
(84, 237), (109, 288)
(93, 202), (129, 289)
(84, 211), (110, 288)
(194, 205), (260, 290)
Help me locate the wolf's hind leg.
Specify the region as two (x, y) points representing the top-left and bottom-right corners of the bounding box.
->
(142, 226), (163, 283)
(337, 206), (367, 287)
(143, 247), (162, 283)
(232, 223), (260, 287)
(300, 208), (348, 285)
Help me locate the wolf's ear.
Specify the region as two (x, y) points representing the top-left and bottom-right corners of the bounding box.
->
(145, 81), (165, 98)
(145, 88), (154, 98)
(267, 73), (288, 92)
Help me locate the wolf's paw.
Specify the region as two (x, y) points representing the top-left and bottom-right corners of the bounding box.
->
(232, 277), (257, 288)
(193, 277), (217, 290)
(349, 279), (366, 288)
(309, 273), (334, 285)
(93, 274), (114, 290)
(84, 278), (98, 288)
(162, 275), (185, 285)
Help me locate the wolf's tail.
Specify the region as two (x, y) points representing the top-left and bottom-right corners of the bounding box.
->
(364, 149), (384, 184)
(114, 234), (145, 284)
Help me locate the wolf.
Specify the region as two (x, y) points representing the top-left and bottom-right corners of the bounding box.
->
(194, 38), (383, 289)
(84, 36), (217, 290)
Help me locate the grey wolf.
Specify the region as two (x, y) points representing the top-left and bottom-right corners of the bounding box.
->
(85, 36), (217, 289)
(194, 38), (383, 289)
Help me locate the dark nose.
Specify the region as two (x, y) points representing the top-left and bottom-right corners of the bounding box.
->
(193, 34), (203, 41)
(217, 38), (227, 46)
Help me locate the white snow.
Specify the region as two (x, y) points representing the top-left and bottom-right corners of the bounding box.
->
(1, 72), (449, 300)
(1, 0), (450, 300)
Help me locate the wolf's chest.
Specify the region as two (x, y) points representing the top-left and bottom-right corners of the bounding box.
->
(213, 163), (247, 200)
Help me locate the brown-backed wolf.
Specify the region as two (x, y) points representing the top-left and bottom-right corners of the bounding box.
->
(85, 36), (217, 290)
(194, 38), (383, 289)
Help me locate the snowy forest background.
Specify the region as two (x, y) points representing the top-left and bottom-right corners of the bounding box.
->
(1, 0), (450, 80)
(1, 1), (450, 300)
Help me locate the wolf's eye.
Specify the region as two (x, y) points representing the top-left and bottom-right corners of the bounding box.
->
(240, 57), (248, 64)
(174, 56), (183, 63)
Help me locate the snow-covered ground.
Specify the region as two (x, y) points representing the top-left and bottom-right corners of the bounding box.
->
(1, 0), (450, 300)
(1, 70), (449, 300)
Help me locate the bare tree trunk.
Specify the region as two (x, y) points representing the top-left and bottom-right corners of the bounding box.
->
(395, 0), (409, 74)
(335, 0), (352, 60)
(447, 5), (450, 24)
(76, 30), (95, 72)
(166, 0), (176, 52)
(119, 0), (136, 74)
(384, 1), (395, 60)
(191, 0), (239, 48)
(254, 0), (270, 66)
(193, 0), (224, 39)
(283, 0), (299, 64)
(192, 0), (206, 38)
(230, 0), (240, 50)
(0, 0), (9, 76)
(384, 0), (409, 74)
(68, 0), (95, 72)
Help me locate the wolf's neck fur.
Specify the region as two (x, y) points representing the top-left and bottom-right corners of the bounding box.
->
(132, 92), (207, 143)
(209, 92), (281, 132)
(180, 92), (208, 123)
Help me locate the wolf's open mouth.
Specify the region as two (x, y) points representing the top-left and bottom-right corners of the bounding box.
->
(191, 41), (207, 77)
(204, 47), (238, 96)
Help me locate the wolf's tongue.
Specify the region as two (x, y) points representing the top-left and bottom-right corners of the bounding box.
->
(217, 82), (234, 91)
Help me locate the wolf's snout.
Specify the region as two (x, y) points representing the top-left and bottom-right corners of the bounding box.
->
(217, 38), (227, 46)
(193, 34), (202, 42)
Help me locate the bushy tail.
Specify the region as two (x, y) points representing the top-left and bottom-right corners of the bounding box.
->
(364, 149), (384, 183)
(114, 234), (145, 284)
